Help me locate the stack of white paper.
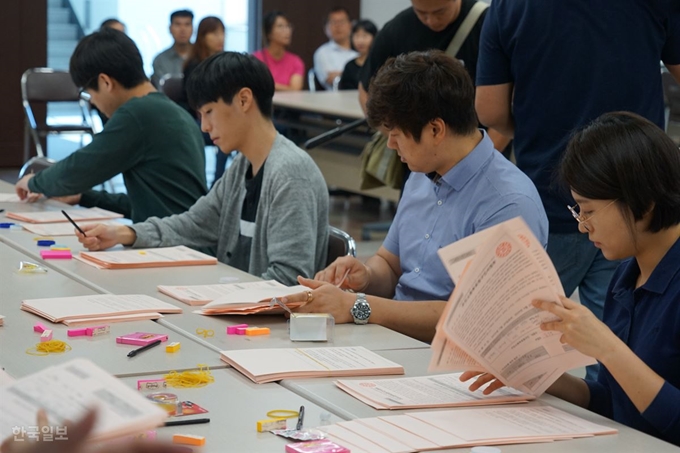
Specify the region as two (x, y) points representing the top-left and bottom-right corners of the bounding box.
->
(160, 280), (307, 308)
(317, 406), (617, 452)
(6, 207), (123, 224)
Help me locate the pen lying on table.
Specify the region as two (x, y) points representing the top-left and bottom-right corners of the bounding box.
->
(164, 418), (210, 427)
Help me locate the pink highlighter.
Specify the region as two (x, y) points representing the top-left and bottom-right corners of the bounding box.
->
(116, 332), (168, 346)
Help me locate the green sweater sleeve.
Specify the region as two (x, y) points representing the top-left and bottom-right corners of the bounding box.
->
(79, 190), (132, 218)
(28, 108), (143, 204)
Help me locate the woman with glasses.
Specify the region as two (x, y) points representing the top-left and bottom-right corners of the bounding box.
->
(254, 11), (304, 92)
(462, 111), (680, 446)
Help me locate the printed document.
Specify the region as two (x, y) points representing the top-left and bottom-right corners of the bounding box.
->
(430, 217), (595, 395)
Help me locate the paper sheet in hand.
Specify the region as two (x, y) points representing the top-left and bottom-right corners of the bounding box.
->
(21, 294), (181, 324)
(0, 315), (4, 326)
(335, 372), (534, 410)
(6, 207), (123, 224)
(0, 358), (168, 444)
(160, 280), (306, 307)
(221, 346), (404, 384)
(430, 217), (595, 396)
(79, 245), (217, 269)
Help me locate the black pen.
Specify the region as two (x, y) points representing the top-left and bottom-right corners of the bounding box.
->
(296, 405), (305, 431)
(0, 209), (5, 213)
(127, 339), (161, 358)
(164, 418), (210, 427)
(61, 210), (87, 237)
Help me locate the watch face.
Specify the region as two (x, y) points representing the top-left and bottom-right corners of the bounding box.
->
(352, 300), (371, 320)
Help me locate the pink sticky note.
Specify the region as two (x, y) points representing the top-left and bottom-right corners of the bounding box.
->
(67, 328), (88, 337)
(40, 250), (72, 260)
(227, 324), (249, 335)
(33, 323), (47, 333)
(235, 327), (248, 335)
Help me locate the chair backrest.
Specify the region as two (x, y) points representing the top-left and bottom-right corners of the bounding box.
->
(327, 226), (357, 267)
(662, 71), (680, 120)
(307, 68), (326, 92)
(159, 73), (185, 104)
(18, 156), (56, 179)
(21, 68), (80, 102)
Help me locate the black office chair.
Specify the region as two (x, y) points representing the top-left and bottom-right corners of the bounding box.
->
(159, 73), (185, 104)
(327, 226), (357, 266)
(21, 68), (95, 162)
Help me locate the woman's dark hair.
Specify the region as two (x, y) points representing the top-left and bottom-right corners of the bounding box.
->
(186, 16), (225, 66)
(187, 51), (275, 118)
(70, 28), (147, 90)
(560, 111), (680, 232)
(366, 50), (478, 141)
(352, 19), (378, 38)
(263, 10), (287, 44)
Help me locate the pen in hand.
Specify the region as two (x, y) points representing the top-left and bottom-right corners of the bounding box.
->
(127, 339), (161, 358)
(61, 210), (87, 237)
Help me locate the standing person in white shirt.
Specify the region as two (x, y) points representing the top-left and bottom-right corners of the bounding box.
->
(313, 7), (358, 90)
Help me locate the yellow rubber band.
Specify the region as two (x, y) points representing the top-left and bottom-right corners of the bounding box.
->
(266, 409), (299, 419)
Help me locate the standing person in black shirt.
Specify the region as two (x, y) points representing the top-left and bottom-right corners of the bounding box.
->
(339, 20), (378, 90)
(358, 0), (509, 156)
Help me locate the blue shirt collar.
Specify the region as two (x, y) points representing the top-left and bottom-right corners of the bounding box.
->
(612, 236), (680, 296)
(439, 130), (495, 191)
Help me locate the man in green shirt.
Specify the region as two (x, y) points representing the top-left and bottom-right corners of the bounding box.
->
(15, 28), (207, 223)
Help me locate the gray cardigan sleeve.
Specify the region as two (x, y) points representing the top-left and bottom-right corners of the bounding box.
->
(258, 177), (325, 285)
(130, 180), (224, 249)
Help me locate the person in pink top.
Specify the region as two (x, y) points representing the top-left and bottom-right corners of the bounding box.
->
(254, 11), (304, 91)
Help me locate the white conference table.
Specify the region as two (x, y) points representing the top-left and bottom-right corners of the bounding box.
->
(273, 90), (364, 120)
(272, 91), (400, 202)
(0, 242), (225, 378)
(281, 348), (680, 453)
(118, 368), (343, 453)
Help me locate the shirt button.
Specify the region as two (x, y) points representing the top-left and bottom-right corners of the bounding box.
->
(414, 267), (420, 273)
(425, 234), (430, 239)
(437, 200), (443, 206)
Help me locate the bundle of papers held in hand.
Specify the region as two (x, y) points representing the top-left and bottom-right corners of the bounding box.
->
(430, 217), (596, 396)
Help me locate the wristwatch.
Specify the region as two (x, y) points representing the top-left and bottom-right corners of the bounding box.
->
(350, 293), (371, 325)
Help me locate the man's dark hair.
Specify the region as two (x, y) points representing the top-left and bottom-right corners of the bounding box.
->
(170, 9), (194, 23)
(187, 51), (275, 117)
(366, 50), (478, 141)
(70, 28), (147, 90)
(99, 18), (124, 31)
(560, 111), (680, 233)
(327, 6), (351, 23)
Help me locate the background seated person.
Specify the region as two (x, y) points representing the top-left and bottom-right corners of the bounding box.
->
(283, 51), (547, 343)
(14, 29), (207, 223)
(339, 19), (378, 90)
(254, 11), (304, 91)
(76, 52), (329, 286)
(462, 112), (680, 447)
(313, 7), (357, 90)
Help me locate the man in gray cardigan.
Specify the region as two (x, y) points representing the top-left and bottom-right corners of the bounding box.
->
(77, 52), (329, 285)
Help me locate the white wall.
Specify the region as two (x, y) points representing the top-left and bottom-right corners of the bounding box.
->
(360, 0), (411, 28)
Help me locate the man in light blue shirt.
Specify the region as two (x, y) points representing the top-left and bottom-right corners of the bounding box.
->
(287, 50), (547, 343)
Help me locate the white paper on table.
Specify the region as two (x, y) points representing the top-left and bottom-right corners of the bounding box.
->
(0, 194), (21, 202)
(6, 207), (123, 224)
(335, 373), (534, 410)
(21, 294), (181, 323)
(80, 245), (215, 266)
(407, 405), (617, 442)
(62, 312), (164, 326)
(20, 220), (122, 236)
(0, 358), (168, 444)
(437, 218), (594, 395)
